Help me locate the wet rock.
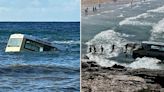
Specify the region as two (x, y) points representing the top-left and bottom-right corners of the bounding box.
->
(111, 64), (125, 69)
(82, 62), (89, 68)
(81, 60), (164, 92)
(82, 74), (147, 92)
(126, 68), (164, 88)
(82, 55), (89, 59)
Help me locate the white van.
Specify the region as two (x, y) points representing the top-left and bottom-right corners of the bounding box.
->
(5, 34), (57, 52)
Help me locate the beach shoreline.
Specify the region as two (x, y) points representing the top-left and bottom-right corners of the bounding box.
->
(81, 0), (139, 16)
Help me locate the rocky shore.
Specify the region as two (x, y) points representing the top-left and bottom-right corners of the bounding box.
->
(81, 58), (164, 92)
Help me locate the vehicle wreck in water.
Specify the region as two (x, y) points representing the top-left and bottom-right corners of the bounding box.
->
(132, 41), (164, 60)
(5, 34), (57, 52)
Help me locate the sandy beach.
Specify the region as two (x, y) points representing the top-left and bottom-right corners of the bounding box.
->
(81, 0), (140, 16)
(81, 0), (138, 9)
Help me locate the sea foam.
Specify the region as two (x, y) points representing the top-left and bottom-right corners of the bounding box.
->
(128, 57), (161, 69)
(150, 18), (164, 41)
(119, 13), (154, 26)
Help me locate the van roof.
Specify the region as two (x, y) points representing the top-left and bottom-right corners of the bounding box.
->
(10, 34), (55, 47)
(142, 41), (164, 46)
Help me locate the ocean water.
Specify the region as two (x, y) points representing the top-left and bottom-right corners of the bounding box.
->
(82, 0), (164, 69)
(0, 22), (80, 92)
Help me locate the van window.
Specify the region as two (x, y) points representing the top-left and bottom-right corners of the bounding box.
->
(151, 45), (164, 51)
(24, 40), (40, 51)
(151, 45), (160, 50)
(7, 38), (22, 47)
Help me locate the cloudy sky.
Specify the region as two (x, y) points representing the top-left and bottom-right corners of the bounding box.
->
(0, 0), (80, 21)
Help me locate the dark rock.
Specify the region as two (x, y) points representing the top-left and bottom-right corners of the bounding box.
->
(101, 67), (112, 70)
(82, 62), (89, 68)
(126, 69), (164, 88)
(111, 64), (125, 69)
(81, 60), (164, 92)
(82, 55), (89, 59)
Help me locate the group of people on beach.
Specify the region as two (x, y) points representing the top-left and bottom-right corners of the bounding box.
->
(87, 45), (104, 54)
(87, 44), (115, 54)
(84, 4), (101, 15)
(87, 43), (138, 57)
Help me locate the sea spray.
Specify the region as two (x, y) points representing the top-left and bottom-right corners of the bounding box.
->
(85, 30), (131, 66)
(150, 18), (164, 41)
(128, 57), (161, 69)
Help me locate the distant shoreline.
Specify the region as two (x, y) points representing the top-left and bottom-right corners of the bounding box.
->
(0, 21), (80, 23)
(82, 0), (138, 8)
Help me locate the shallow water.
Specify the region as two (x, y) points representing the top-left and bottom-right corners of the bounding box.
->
(0, 22), (80, 92)
(82, 0), (164, 70)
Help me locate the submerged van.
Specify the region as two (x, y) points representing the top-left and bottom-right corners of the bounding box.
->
(132, 41), (164, 60)
(5, 34), (57, 52)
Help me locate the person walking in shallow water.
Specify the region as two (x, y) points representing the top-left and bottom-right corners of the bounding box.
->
(100, 45), (104, 54)
(93, 45), (96, 53)
(88, 45), (92, 53)
(93, 6), (95, 12)
(111, 44), (115, 53)
(85, 7), (88, 15)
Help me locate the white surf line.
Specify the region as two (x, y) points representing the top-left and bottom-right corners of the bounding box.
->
(119, 0), (164, 26)
(119, 0), (155, 10)
(52, 40), (80, 44)
(148, 5), (164, 13)
(119, 13), (154, 26)
(83, 9), (115, 19)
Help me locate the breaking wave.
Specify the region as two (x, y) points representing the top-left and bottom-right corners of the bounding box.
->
(85, 30), (132, 67)
(119, 13), (154, 26)
(128, 57), (161, 69)
(85, 30), (162, 69)
(148, 5), (164, 13)
(52, 40), (79, 45)
(150, 18), (164, 41)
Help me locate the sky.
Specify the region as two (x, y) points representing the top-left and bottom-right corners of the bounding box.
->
(0, 0), (80, 21)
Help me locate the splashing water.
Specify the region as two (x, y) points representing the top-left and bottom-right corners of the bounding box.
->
(128, 57), (161, 69)
(150, 18), (164, 41)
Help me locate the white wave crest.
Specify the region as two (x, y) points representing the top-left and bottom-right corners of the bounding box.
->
(128, 57), (161, 69)
(148, 5), (164, 13)
(119, 13), (154, 26)
(150, 18), (164, 40)
(86, 53), (118, 67)
(52, 40), (79, 44)
(117, 14), (124, 18)
(85, 30), (132, 67)
(86, 30), (127, 46)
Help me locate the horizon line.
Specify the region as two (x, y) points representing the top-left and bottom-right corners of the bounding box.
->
(0, 21), (80, 22)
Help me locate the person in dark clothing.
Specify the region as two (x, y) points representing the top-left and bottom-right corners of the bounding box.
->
(93, 45), (96, 53)
(100, 45), (104, 54)
(125, 44), (128, 53)
(93, 6), (95, 12)
(111, 44), (115, 53)
(88, 45), (92, 53)
(94, 7), (97, 11)
(124, 44), (128, 58)
(85, 7), (88, 15)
